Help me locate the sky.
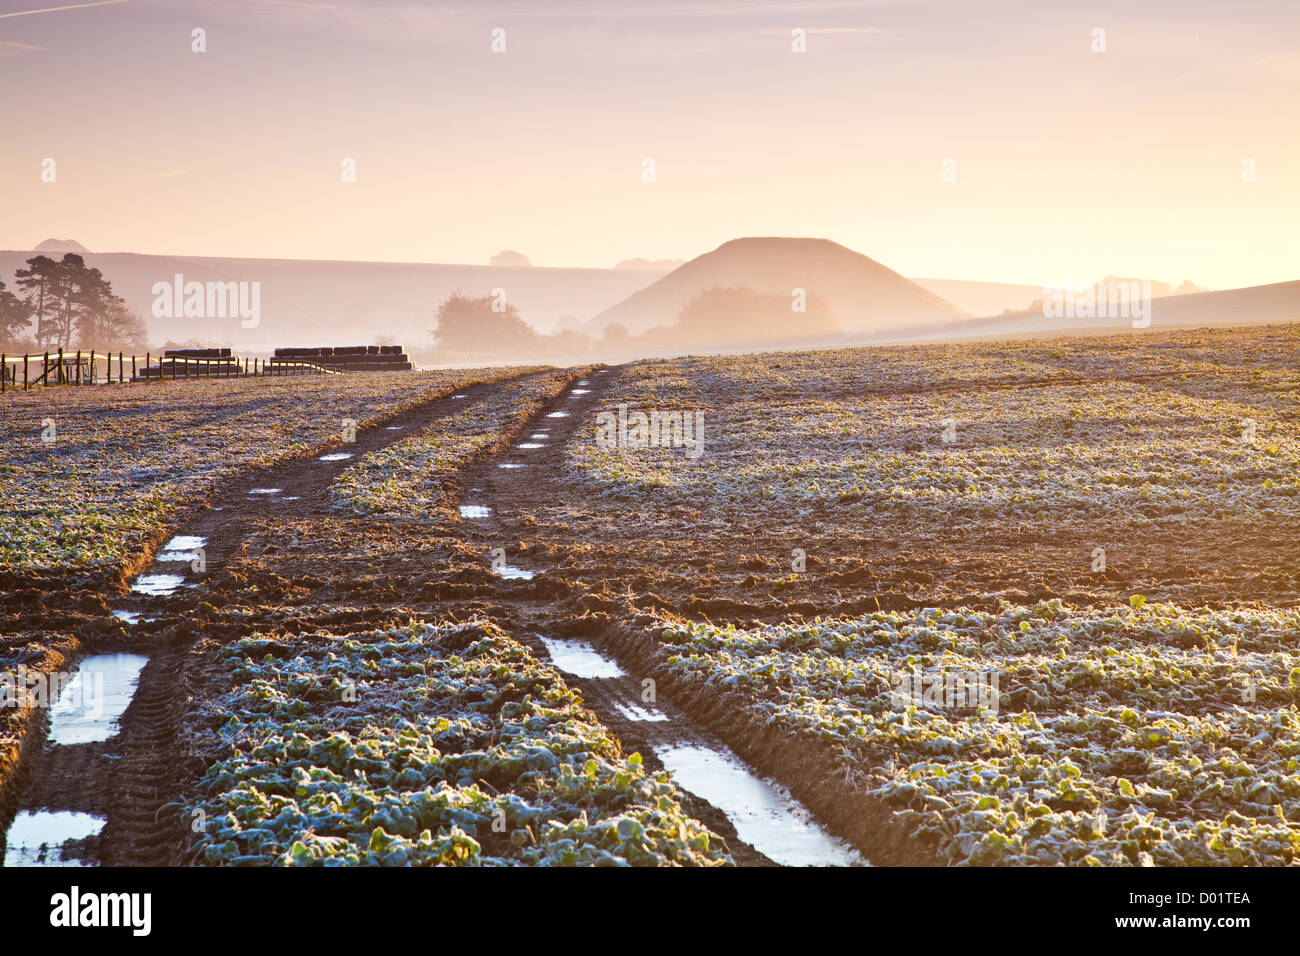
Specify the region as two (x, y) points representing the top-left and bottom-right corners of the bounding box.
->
(1, 0), (1297, 289)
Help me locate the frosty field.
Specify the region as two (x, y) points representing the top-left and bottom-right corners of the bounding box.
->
(1, 324), (1296, 867)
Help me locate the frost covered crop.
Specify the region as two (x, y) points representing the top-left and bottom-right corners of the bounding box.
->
(655, 600), (1300, 866)
(189, 619), (728, 866)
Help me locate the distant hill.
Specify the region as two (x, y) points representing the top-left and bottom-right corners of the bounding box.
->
(489, 250), (532, 267)
(590, 238), (967, 336)
(874, 280), (1300, 343)
(911, 276), (1210, 319)
(33, 238), (91, 254)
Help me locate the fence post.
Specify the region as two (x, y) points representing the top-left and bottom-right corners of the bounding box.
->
(57, 347), (63, 384)
(2, 353), (5, 393)
(24, 354), (29, 391)
(132, 354), (137, 381)
(118, 352), (123, 384)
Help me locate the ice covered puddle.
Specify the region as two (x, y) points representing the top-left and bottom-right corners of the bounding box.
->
(614, 701), (669, 722)
(459, 505), (491, 518)
(517, 442), (544, 449)
(156, 534), (206, 563)
(498, 463), (527, 470)
(656, 744), (866, 867)
(131, 574), (185, 596)
(545, 411), (569, 418)
(492, 565), (535, 580)
(319, 452), (354, 462)
(248, 488), (282, 495)
(48, 653), (150, 745)
(539, 636), (626, 679)
(3, 810), (104, 867)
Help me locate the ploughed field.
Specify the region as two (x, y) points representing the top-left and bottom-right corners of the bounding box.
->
(1, 323), (1297, 866)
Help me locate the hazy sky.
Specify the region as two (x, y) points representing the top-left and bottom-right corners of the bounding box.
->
(2, 0), (1297, 288)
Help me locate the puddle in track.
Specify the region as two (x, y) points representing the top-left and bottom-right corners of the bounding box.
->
(319, 452), (354, 462)
(517, 442), (544, 449)
(613, 701), (669, 722)
(249, 487), (282, 495)
(498, 463), (527, 470)
(3, 810), (104, 867)
(110, 610), (151, 625)
(156, 534), (206, 564)
(655, 744), (866, 867)
(545, 411), (569, 418)
(130, 574), (186, 596)
(539, 636), (626, 679)
(492, 565), (535, 580)
(577, 379), (590, 385)
(453, 394), (468, 399)
(385, 425), (405, 430)
(47, 653), (150, 745)
(459, 505), (491, 518)
(570, 389), (591, 395)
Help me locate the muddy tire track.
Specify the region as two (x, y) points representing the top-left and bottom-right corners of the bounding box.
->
(1, 374), (534, 867)
(454, 372), (866, 866)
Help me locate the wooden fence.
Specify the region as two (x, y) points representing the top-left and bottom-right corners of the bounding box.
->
(0, 348), (340, 393)
(0, 348), (345, 392)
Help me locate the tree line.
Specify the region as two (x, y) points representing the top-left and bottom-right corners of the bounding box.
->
(0, 253), (148, 353)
